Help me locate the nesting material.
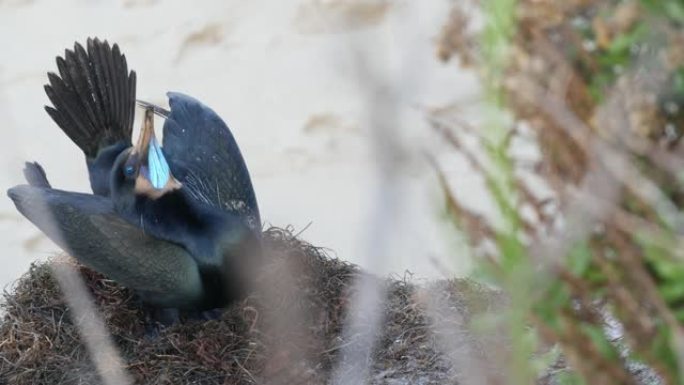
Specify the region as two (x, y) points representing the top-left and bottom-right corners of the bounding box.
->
(0, 228), (504, 384)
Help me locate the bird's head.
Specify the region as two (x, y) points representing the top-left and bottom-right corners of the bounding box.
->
(111, 107), (181, 202)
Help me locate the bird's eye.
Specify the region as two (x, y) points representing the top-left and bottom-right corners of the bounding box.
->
(124, 165), (135, 176)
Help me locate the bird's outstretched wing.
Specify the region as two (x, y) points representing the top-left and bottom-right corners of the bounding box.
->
(161, 92), (261, 230)
(7, 184), (204, 309)
(23, 162), (51, 188)
(44, 38), (136, 196)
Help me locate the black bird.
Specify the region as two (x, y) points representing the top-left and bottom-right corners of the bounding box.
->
(126, 94), (261, 231)
(7, 38), (261, 311)
(110, 96), (262, 308)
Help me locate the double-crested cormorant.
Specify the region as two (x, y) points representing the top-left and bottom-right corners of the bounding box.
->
(7, 38), (261, 311)
(109, 96), (261, 309)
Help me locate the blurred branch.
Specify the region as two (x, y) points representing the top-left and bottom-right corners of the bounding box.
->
(50, 260), (132, 385)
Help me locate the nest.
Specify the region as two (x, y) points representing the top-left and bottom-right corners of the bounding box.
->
(0, 227), (505, 384)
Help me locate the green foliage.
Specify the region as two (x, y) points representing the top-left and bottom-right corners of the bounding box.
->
(588, 21), (648, 102)
(448, 0), (684, 383)
(555, 371), (588, 385)
(640, 0), (684, 24)
(479, 1), (540, 383)
(568, 243), (593, 278)
(672, 67), (684, 97)
(652, 320), (679, 376)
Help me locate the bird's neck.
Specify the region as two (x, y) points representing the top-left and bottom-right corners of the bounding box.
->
(131, 188), (225, 258)
(89, 142), (129, 196)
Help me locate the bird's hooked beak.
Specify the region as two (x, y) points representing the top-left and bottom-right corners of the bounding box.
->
(132, 107), (181, 198)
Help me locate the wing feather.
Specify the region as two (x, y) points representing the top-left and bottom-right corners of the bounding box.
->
(7, 185), (204, 308)
(161, 92), (261, 230)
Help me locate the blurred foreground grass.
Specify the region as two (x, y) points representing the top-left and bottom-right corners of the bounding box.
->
(436, 0), (684, 384)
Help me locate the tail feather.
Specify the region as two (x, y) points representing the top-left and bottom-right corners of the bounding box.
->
(23, 162), (51, 188)
(44, 38), (135, 158)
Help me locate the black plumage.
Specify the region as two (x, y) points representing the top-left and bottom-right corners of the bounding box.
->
(8, 38), (261, 312)
(110, 94), (262, 309)
(162, 93), (261, 231)
(9, 164), (205, 309)
(44, 38), (135, 196)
